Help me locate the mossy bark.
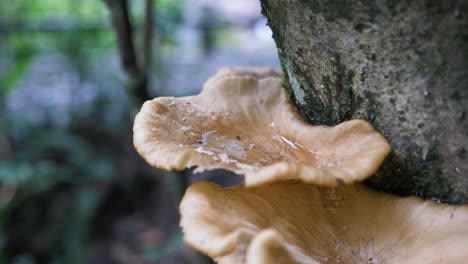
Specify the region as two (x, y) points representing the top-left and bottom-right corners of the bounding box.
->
(261, 0), (468, 203)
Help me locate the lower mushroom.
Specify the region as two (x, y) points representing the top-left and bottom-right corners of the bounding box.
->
(180, 181), (468, 264)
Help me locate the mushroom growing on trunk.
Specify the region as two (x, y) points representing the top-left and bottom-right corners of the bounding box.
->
(180, 180), (468, 264)
(133, 67), (390, 187)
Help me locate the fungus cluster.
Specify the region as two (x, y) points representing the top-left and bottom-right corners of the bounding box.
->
(134, 67), (390, 187)
(133, 68), (468, 263)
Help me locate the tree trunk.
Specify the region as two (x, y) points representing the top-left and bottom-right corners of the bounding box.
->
(260, 0), (468, 203)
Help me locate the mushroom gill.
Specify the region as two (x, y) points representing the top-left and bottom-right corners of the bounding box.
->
(180, 180), (468, 264)
(133, 67), (390, 187)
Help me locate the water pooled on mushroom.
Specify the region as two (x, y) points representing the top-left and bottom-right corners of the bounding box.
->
(191, 130), (264, 171)
(272, 133), (318, 165)
(193, 130), (246, 160)
(190, 128), (320, 169)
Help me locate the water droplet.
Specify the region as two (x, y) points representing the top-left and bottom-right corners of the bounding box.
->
(181, 125), (192, 132)
(209, 112), (224, 121)
(235, 162), (257, 171)
(151, 128), (157, 131)
(271, 134), (318, 165)
(218, 153), (237, 164)
(273, 134), (297, 149)
(195, 147), (214, 156)
(194, 130), (216, 146)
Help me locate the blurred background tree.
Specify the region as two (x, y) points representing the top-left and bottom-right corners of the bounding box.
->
(0, 0), (278, 263)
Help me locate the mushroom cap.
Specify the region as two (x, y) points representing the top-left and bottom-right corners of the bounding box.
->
(246, 229), (303, 264)
(133, 67), (390, 187)
(180, 180), (468, 264)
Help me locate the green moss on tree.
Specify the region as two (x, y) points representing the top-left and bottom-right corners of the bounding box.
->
(286, 55), (359, 125)
(370, 144), (460, 203)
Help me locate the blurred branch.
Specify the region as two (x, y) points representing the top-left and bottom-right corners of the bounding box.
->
(103, 0), (139, 76)
(103, 0), (151, 104)
(143, 0), (154, 71)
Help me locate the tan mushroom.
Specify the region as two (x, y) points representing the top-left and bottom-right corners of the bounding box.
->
(202, 67), (283, 89)
(180, 180), (468, 264)
(133, 67), (390, 187)
(246, 229), (302, 264)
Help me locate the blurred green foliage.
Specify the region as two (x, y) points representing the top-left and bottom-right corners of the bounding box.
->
(0, 0), (186, 263)
(0, 0), (107, 23)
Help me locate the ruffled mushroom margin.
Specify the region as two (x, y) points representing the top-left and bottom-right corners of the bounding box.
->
(133, 68), (391, 187)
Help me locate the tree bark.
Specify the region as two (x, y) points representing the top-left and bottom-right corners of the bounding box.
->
(261, 0), (468, 203)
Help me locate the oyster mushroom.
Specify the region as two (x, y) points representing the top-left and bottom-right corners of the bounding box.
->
(133, 67), (390, 187)
(180, 180), (468, 264)
(246, 229), (301, 264)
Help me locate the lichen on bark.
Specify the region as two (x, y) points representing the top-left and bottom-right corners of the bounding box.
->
(261, 0), (468, 203)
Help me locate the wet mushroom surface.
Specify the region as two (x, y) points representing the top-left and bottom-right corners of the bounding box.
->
(133, 67), (391, 187)
(180, 180), (468, 264)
